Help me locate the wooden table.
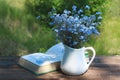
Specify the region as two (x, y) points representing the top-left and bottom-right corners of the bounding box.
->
(0, 56), (120, 80)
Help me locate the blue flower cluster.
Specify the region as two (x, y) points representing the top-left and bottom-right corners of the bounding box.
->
(49, 5), (102, 48)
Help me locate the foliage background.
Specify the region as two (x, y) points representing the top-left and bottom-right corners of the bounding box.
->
(0, 0), (120, 56)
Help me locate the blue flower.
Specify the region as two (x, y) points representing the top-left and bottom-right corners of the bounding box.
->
(86, 30), (92, 35)
(36, 16), (41, 19)
(78, 9), (83, 14)
(90, 15), (96, 21)
(60, 26), (66, 31)
(96, 12), (102, 15)
(49, 22), (55, 26)
(98, 16), (102, 20)
(54, 29), (59, 32)
(91, 23), (97, 26)
(68, 28), (73, 32)
(64, 9), (71, 14)
(73, 41), (78, 46)
(83, 16), (89, 21)
(72, 5), (77, 12)
(85, 5), (90, 9)
(49, 5), (102, 48)
(50, 15), (55, 19)
(74, 32), (78, 34)
(79, 36), (84, 40)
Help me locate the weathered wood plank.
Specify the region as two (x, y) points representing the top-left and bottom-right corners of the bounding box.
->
(0, 56), (120, 80)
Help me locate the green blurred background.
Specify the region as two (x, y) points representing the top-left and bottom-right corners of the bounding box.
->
(0, 0), (120, 56)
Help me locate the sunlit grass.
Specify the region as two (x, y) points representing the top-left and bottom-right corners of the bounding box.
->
(93, 0), (120, 55)
(0, 0), (56, 56)
(6, 0), (26, 9)
(0, 0), (120, 56)
(93, 18), (120, 55)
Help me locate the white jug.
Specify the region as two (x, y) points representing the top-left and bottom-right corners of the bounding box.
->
(60, 45), (96, 75)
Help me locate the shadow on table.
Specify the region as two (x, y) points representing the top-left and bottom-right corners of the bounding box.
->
(91, 56), (120, 79)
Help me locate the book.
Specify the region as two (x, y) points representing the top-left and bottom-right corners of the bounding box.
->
(18, 43), (64, 75)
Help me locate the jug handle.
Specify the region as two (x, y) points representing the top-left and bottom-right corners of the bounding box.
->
(85, 47), (96, 67)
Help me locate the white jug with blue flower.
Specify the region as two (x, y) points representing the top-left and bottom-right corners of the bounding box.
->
(60, 45), (96, 75)
(49, 5), (102, 75)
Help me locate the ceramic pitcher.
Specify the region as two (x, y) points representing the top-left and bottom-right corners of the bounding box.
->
(60, 45), (96, 75)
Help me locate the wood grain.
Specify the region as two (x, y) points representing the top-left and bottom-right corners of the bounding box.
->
(0, 56), (120, 80)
